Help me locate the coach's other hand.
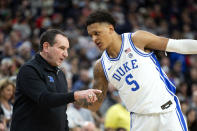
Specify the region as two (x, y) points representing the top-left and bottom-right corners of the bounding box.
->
(74, 89), (102, 103)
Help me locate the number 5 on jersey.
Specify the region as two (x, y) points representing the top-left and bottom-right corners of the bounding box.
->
(125, 74), (140, 91)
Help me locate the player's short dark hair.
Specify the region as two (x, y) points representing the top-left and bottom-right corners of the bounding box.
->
(86, 10), (116, 27)
(39, 29), (67, 51)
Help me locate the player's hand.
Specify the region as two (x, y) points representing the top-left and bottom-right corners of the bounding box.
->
(74, 89), (102, 103)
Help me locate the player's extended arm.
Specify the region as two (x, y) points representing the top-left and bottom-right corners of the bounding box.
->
(132, 30), (197, 54)
(74, 60), (108, 112)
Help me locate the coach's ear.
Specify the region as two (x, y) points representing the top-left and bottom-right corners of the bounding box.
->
(42, 42), (50, 53)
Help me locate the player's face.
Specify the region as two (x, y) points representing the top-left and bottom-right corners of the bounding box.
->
(45, 34), (69, 66)
(87, 22), (113, 51)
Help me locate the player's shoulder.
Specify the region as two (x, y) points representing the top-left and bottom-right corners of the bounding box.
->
(132, 30), (157, 41)
(132, 30), (147, 39)
(132, 30), (154, 49)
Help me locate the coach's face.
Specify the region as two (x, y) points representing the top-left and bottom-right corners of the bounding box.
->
(43, 34), (69, 66)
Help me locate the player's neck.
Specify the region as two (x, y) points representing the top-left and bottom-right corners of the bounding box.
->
(106, 33), (122, 58)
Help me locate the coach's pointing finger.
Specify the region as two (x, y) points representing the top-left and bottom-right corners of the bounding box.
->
(74, 89), (102, 103)
(92, 89), (102, 94)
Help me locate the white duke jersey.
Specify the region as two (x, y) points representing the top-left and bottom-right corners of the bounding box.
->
(101, 33), (177, 114)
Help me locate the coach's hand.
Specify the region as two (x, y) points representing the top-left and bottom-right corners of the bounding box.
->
(74, 89), (102, 103)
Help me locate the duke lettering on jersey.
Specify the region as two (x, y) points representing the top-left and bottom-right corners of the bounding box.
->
(112, 59), (138, 81)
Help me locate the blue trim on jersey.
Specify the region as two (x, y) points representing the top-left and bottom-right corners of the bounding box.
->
(162, 69), (177, 90)
(105, 34), (124, 61)
(150, 54), (176, 94)
(128, 33), (153, 57)
(150, 55), (175, 97)
(175, 97), (188, 131)
(150, 54), (188, 131)
(101, 57), (109, 81)
(176, 109), (186, 131)
(176, 109), (184, 131)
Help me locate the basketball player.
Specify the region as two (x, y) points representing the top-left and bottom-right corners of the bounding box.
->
(76, 10), (197, 131)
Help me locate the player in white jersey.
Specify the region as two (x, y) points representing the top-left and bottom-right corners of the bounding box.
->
(75, 10), (197, 131)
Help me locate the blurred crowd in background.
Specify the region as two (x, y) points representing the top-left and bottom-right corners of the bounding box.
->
(0, 0), (197, 131)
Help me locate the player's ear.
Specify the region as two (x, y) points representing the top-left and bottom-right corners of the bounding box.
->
(108, 24), (115, 32)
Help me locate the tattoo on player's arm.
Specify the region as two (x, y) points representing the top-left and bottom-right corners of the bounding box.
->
(92, 60), (108, 103)
(94, 83), (108, 103)
(97, 93), (104, 103)
(75, 99), (93, 107)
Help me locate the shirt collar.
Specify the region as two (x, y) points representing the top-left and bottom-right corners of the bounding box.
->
(35, 53), (59, 72)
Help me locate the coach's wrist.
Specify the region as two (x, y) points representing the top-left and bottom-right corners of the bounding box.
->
(74, 91), (79, 101)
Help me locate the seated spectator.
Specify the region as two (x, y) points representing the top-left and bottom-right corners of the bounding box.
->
(191, 82), (197, 92)
(0, 79), (15, 130)
(0, 58), (16, 79)
(180, 100), (189, 121)
(190, 90), (197, 112)
(186, 108), (197, 131)
(0, 106), (6, 131)
(67, 103), (96, 131)
(104, 94), (130, 131)
(72, 68), (91, 91)
(17, 41), (33, 62)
